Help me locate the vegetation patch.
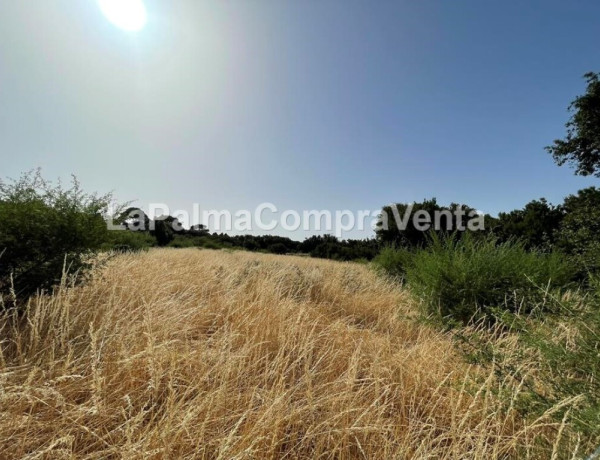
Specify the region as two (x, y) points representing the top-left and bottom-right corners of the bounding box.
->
(374, 234), (577, 324)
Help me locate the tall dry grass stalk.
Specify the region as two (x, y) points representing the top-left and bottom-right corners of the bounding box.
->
(0, 249), (575, 458)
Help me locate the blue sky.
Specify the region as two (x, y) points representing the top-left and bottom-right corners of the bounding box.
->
(1, 1), (599, 238)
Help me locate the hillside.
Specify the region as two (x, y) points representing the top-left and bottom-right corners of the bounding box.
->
(0, 249), (566, 458)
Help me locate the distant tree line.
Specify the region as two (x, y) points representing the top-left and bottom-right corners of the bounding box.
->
(111, 207), (381, 261)
(109, 182), (600, 274)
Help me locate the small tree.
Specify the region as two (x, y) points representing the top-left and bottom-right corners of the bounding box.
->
(375, 199), (482, 248)
(546, 72), (600, 176)
(118, 207), (151, 231)
(152, 217), (175, 246)
(0, 170), (112, 302)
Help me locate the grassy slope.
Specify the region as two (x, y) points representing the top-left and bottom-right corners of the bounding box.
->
(0, 249), (570, 458)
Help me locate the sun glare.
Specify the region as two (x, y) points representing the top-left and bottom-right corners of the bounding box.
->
(97, 0), (147, 32)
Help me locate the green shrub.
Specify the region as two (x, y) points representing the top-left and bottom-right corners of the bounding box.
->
(378, 233), (577, 324)
(372, 246), (413, 279)
(100, 229), (155, 252)
(0, 170), (112, 303)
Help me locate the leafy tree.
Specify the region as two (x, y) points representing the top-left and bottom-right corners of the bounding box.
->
(0, 170), (112, 301)
(375, 199), (482, 248)
(187, 224), (209, 237)
(152, 216), (175, 247)
(546, 72), (600, 176)
(118, 207), (151, 231)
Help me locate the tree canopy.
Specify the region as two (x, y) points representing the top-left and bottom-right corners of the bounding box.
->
(494, 199), (563, 249)
(547, 72), (600, 176)
(375, 199), (484, 248)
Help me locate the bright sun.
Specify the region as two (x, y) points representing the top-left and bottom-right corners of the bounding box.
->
(97, 0), (147, 32)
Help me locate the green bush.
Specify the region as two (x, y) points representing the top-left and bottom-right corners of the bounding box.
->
(100, 229), (155, 252)
(153, 219), (175, 246)
(377, 234), (577, 324)
(372, 246), (413, 279)
(0, 170), (112, 303)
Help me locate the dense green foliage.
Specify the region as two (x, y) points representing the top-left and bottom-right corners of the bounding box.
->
(556, 187), (600, 272)
(375, 234), (577, 324)
(371, 246), (412, 279)
(153, 218), (176, 247)
(100, 229), (155, 252)
(547, 72), (600, 176)
(493, 198), (563, 249)
(0, 170), (111, 301)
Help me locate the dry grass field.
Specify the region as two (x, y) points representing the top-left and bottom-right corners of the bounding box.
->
(0, 249), (575, 459)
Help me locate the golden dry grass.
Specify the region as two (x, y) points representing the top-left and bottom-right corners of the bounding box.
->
(0, 249), (572, 459)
